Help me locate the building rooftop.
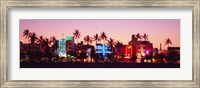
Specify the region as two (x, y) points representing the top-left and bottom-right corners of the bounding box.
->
(138, 41), (151, 44)
(168, 47), (180, 50)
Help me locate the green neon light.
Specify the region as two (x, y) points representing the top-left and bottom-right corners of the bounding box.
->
(66, 36), (73, 40)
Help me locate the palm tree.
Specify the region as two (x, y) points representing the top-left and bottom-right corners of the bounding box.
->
(37, 36), (44, 45)
(100, 32), (107, 46)
(23, 29), (30, 43)
(93, 33), (101, 45)
(50, 36), (58, 56)
(50, 36), (56, 45)
(115, 41), (123, 48)
(44, 38), (51, 47)
(73, 29), (81, 44)
(107, 38), (116, 53)
(42, 38), (51, 58)
(136, 33), (142, 41)
(107, 38), (116, 62)
(36, 36), (45, 57)
(165, 38), (172, 47)
(50, 36), (57, 47)
(143, 33), (148, 41)
(43, 38), (51, 51)
(29, 32), (37, 44)
(84, 35), (93, 45)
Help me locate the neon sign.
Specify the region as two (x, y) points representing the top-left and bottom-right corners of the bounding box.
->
(125, 45), (132, 58)
(66, 36), (73, 40)
(96, 44), (111, 58)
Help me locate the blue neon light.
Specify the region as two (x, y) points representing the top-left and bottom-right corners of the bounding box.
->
(96, 45), (111, 58)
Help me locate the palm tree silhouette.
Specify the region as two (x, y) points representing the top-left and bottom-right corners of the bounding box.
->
(43, 38), (50, 51)
(29, 32), (37, 44)
(37, 36), (44, 45)
(93, 33), (101, 45)
(50, 36), (58, 56)
(100, 32), (107, 46)
(115, 41), (123, 48)
(37, 36), (46, 56)
(50, 36), (56, 44)
(165, 38), (172, 47)
(44, 38), (51, 46)
(107, 38), (116, 62)
(143, 33), (148, 41)
(73, 29), (81, 44)
(107, 38), (116, 53)
(136, 33), (142, 41)
(23, 29), (30, 43)
(84, 35), (93, 45)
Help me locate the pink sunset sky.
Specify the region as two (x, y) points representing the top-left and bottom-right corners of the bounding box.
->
(20, 19), (180, 50)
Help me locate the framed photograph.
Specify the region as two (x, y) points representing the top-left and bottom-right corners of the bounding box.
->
(0, 0), (199, 88)
(19, 19), (180, 68)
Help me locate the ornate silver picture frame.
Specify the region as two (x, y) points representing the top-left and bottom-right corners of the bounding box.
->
(0, 0), (199, 87)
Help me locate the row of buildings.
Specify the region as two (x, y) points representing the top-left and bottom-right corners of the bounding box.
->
(20, 34), (179, 60)
(55, 34), (154, 59)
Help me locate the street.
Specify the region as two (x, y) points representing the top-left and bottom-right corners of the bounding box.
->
(20, 62), (180, 68)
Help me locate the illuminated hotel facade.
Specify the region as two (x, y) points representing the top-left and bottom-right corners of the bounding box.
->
(57, 34), (153, 59)
(114, 34), (153, 60)
(57, 36), (76, 57)
(129, 34), (153, 59)
(66, 36), (76, 52)
(57, 38), (66, 57)
(95, 44), (111, 58)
